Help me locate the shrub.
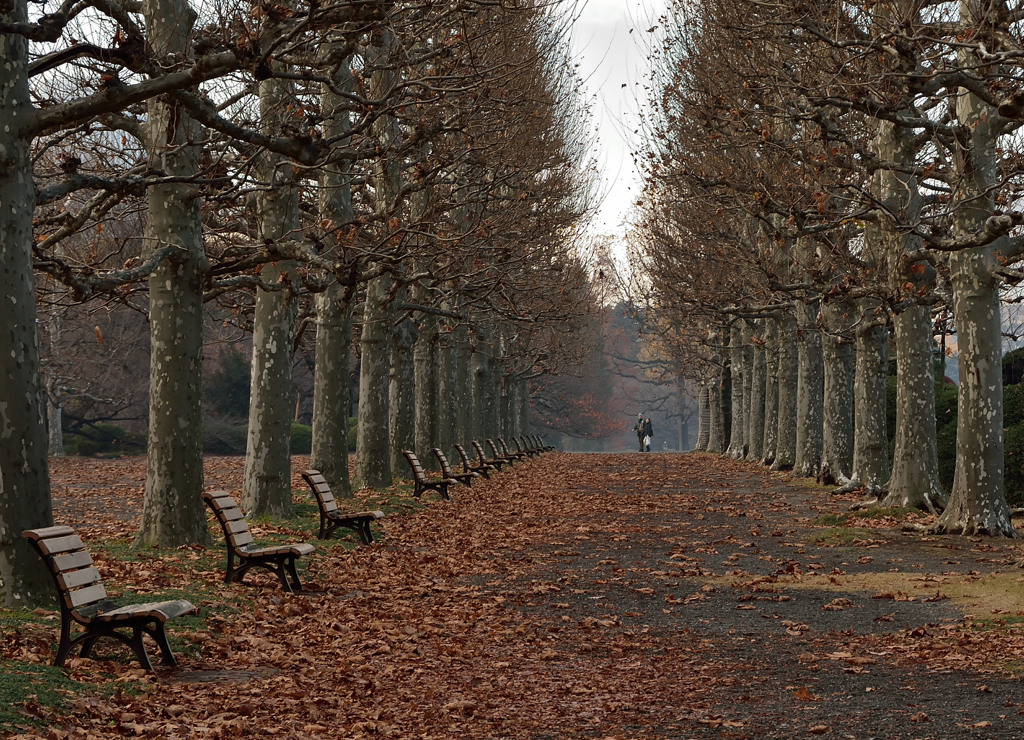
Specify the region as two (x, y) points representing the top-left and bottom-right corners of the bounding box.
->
(76, 439), (101, 457)
(290, 423), (312, 454)
(66, 423), (141, 457)
(202, 420), (248, 455)
(1005, 423), (1024, 508)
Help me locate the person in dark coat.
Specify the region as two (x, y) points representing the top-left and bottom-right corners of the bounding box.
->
(633, 413), (645, 452)
(643, 417), (653, 452)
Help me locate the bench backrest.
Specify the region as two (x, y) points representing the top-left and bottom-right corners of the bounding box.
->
(454, 444), (473, 471)
(23, 526), (108, 618)
(472, 440), (490, 462)
(301, 469), (339, 515)
(402, 450), (427, 482)
(433, 448), (455, 478)
(203, 491), (256, 551)
(487, 439), (502, 458)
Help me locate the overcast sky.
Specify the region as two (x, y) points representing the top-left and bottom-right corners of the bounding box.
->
(568, 0), (667, 244)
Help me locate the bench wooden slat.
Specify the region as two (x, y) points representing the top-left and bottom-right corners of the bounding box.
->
(56, 566), (103, 591)
(51, 550), (95, 572)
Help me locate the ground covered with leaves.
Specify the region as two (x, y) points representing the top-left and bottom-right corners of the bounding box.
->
(7, 452), (1024, 738)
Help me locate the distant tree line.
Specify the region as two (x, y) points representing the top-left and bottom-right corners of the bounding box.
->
(2, 0), (601, 607)
(632, 0), (1024, 537)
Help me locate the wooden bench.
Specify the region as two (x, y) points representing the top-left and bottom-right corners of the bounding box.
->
(521, 436), (543, 456)
(203, 491), (315, 593)
(23, 525), (195, 671)
(473, 439), (506, 471)
(401, 450), (454, 500)
(531, 433), (555, 452)
(433, 448), (480, 486)
(300, 469), (384, 543)
(512, 433), (536, 456)
(455, 443), (494, 478)
(488, 438), (520, 466)
(498, 437), (528, 462)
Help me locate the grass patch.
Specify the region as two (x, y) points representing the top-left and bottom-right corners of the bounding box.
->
(806, 526), (886, 547)
(0, 476), (430, 731)
(0, 660), (113, 732)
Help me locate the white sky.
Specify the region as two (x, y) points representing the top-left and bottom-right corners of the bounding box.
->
(568, 0), (667, 245)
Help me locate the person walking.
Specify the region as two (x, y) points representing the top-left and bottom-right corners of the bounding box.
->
(632, 413), (645, 452)
(643, 417), (654, 452)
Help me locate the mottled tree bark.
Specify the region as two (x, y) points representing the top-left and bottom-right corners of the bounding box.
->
(772, 313), (798, 471)
(309, 52), (356, 498)
(413, 313), (438, 462)
(435, 322), (458, 458)
(695, 383), (711, 451)
(935, 17), (1014, 535)
(707, 374), (725, 454)
(389, 298), (417, 474)
(870, 115), (944, 510)
(455, 329), (471, 446)
(354, 274), (394, 489)
(794, 300), (824, 478)
(820, 299), (854, 485)
(0, 0), (53, 606)
(137, 0), (211, 546)
(761, 318), (780, 466)
(242, 69), (299, 518)
(726, 324), (746, 459)
(354, 30), (400, 490)
(838, 308), (892, 495)
(747, 322), (766, 462)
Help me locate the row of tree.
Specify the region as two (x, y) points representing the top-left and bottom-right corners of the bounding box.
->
(631, 0), (1024, 537)
(2, 0), (601, 607)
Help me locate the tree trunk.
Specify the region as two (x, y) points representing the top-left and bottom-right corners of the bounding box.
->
(413, 314), (438, 462)
(44, 317), (65, 457)
(934, 22), (1014, 535)
(707, 375), (725, 454)
(726, 324), (746, 458)
(310, 51), (356, 498)
(772, 313), (798, 471)
(518, 378), (530, 437)
(455, 328), (471, 446)
(389, 302), (417, 474)
(843, 308), (892, 494)
(747, 322), (766, 462)
(311, 283), (354, 497)
(471, 332), (495, 442)
(137, 0), (210, 546)
(794, 300), (824, 478)
(242, 71), (299, 518)
(820, 299), (854, 484)
(436, 323), (457, 458)
(871, 115), (944, 510)
(883, 304), (943, 510)
(0, 1), (54, 606)
(761, 318), (780, 466)
(695, 383), (711, 451)
(354, 274), (393, 489)
(354, 29), (400, 490)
